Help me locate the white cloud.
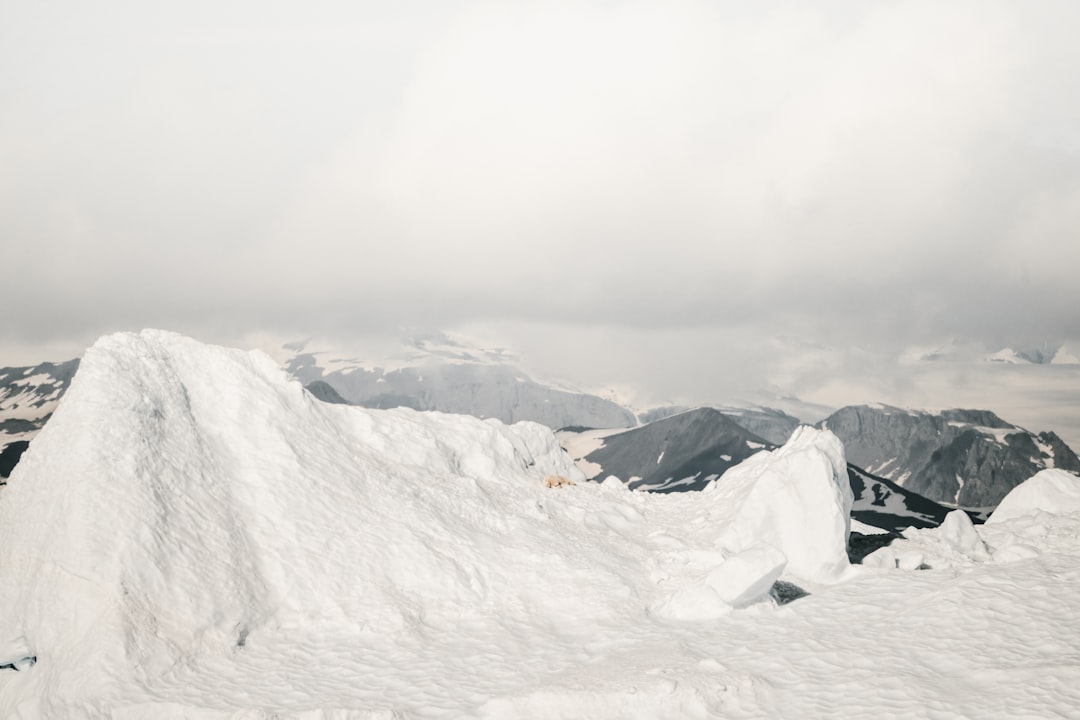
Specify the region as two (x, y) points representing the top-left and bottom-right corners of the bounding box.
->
(2, 0), (1079, 432)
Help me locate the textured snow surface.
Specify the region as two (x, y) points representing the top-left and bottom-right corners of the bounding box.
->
(2, 331), (1080, 718)
(987, 468), (1080, 524)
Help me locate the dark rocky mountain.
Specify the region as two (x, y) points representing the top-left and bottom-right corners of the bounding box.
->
(638, 405), (801, 445)
(0, 359), (80, 479)
(819, 404), (1080, 507)
(572, 407), (773, 492)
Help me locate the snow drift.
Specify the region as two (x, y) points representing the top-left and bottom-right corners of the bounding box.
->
(0, 331), (853, 717)
(986, 468), (1080, 524)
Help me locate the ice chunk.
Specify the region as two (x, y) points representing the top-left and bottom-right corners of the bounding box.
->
(704, 426), (853, 583)
(706, 543), (788, 608)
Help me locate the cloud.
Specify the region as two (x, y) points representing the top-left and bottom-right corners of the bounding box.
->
(2, 0), (1079, 424)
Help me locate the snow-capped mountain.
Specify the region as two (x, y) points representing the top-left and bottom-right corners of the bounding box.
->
(284, 333), (637, 430)
(819, 405), (1080, 507)
(0, 359), (79, 480)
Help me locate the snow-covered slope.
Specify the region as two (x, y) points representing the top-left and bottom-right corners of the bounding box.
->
(985, 468), (1080, 524)
(0, 330), (858, 718)
(0, 359), (79, 480)
(819, 404), (1080, 507)
(285, 333), (637, 431)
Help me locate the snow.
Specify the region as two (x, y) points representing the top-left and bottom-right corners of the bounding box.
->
(985, 347), (1031, 364)
(986, 468), (1080, 524)
(2, 331), (1080, 718)
(937, 510), (990, 561)
(850, 519), (890, 535)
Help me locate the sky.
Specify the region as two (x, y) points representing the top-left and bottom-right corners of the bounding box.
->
(2, 1), (1080, 439)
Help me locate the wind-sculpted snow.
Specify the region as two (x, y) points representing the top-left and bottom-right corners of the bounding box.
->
(0, 331), (859, 718)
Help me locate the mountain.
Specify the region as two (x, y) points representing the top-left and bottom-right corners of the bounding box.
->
(638, 405), (801, 445)
(819, 404), (1080, 507)
(284, 334), (637, 430)
(566, 407), (774, 492)
(0, 359), (79, 480)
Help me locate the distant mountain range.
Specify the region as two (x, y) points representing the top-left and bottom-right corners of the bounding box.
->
(285, 340), (637, 430)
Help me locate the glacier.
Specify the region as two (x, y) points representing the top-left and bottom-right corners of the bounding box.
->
(1, 330), (1079, 718)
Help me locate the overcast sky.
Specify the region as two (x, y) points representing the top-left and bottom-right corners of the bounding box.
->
(3, 1), (1079, 436)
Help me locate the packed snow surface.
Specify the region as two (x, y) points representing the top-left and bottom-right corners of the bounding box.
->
(2, 331), (1080, 718)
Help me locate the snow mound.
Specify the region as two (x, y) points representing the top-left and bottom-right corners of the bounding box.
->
(986, 468), (1080, 524)
(0, 331), (852, 717)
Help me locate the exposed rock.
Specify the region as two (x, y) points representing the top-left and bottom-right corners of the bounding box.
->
(818, 404), (1080, 507)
